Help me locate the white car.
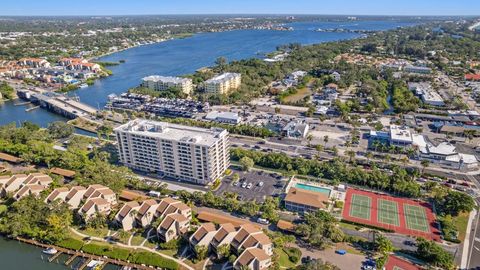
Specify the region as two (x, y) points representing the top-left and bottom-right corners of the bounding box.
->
(246, 183), (253, 189)
(241, 182), (247, 188)
(258, 181), (264, 187)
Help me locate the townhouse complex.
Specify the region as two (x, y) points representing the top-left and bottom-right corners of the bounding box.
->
(46, 184), (117, 221)
(204, 72), (242, 94)
(0, 173), (52, 201)
(114, 119), (230, 185)
(114, 197), (192, 242)
(141, 75), (193, 94)
(189, 223), (273, 270)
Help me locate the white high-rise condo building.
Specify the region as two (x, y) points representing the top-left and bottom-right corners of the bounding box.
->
(114, 119), (230, 185)
(141, 75), (193, 94)
(204, 73), (241, 94)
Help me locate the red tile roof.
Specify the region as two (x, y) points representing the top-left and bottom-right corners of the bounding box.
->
(465, 73), (480, 81)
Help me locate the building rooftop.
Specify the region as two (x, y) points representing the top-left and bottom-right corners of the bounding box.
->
(142, 75), (191, 84)
(389, 125), (413, 144)
(205, 111), (240, 121)
(115, 119), (228, 147)
(205, 73), (241, 84)
(284, 187), (329, 209)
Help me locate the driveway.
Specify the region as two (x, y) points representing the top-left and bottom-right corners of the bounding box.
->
(296, 243), (366, 270)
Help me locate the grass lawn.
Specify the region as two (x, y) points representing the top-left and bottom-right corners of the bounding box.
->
(82, 227), (109, 238)
(283, 86), (312, 103)
(339, 221), (361, 231)
(131, 235), (146, 246)
(276, 248), (297, 269)
(158, 249), (177, 257)
(184, 259), (206, 270)
(455, 211), (470, 242)
(144, 237), (159, 249)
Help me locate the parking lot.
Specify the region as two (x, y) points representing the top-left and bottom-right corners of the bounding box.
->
(215, 169), (287, 202)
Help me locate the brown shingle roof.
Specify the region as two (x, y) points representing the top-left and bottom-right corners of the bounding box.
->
(236, 248), (270, 266)
(50, 167), (76, 178)
(192, 223), (216, 242)
(214, 223), (237, 242)
(284, 187), (329, 209)
(0, 152), (23, 163)
(197, 211), (255, 227)
(277, 220), (295, 232)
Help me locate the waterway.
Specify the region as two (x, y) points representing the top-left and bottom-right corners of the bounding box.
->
(0, 20), (416, 128)
(0, 237), (119, 270)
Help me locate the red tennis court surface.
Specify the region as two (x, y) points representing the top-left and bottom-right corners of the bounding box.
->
(342, 188), (440, 241)
(384, 256), (422, 270)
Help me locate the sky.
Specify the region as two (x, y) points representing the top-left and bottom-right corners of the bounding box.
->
(1, 0), (480, 16)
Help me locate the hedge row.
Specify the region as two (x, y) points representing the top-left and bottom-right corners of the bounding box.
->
(56, 238), (84, 250)
(81, 243), (130, 260)
(129, 251), (179, 270)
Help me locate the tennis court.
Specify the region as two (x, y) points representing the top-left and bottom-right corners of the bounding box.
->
(404, 204), (430, 233)
(377, 199), (400, 226)
(349, 194), (371, 220)
(342, 189), (440, 241)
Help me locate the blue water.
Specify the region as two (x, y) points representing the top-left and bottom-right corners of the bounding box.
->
(0, 20), (416, 128)
(295, 183), (332, 195)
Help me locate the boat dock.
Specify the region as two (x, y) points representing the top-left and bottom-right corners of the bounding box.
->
(17, 237), (157, 270)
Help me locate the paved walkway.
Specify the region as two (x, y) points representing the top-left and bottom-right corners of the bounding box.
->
(70, 228), (194, 270)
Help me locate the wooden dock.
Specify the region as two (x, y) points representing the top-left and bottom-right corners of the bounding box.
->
(25, 106), (40, 112)
(48, 251), (63, 262)
(16, 237), (157, 270)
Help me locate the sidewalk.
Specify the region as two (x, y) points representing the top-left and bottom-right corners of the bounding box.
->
(70, 228), (194, 270)
(461, 208), (478, 268)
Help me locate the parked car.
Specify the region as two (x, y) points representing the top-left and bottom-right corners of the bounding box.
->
(241, 182), (247, 188)
(335, 249), (347, 255)
(247, 183), (253, 189)
(258, 181), (264, 187)
(256, 218), (270, 225)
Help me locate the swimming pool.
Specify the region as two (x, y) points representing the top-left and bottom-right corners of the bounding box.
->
(295, 183), (331, 196)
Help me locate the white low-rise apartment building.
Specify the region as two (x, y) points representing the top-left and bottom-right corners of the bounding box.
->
(204, 73), (241, 94)
(115, 119), (230, 185)
(141, 75), (193, 94)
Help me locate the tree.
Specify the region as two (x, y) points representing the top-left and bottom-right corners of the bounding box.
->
(375, 235), (393, 254)
(323, 135), (329, 147)
(346, 150), (356, 163)
(215, 56), (227, 71)
(0, 81), (15, 100)
(217, 244), (231, 259)
(420, 160), (430, 175)
(47, 121), (74, 139)
(297, 259), (340, 270)
(232, 173), (240, 182)
(194, 245), (208, 261)
(434, 189), (475, 216)
(415, 238), (454, 270)
(239, 156), (254, 172)
(306, 134), (313, 146)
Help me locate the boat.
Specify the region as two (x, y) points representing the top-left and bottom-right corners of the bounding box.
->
(87, 260), (104, 269)
(79, 84), (88, 88)
(42, 247), (58, 255)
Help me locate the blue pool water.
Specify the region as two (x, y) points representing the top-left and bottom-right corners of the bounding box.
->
(295, 183), (331, 196)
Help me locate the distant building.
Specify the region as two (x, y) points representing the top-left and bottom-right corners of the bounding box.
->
(465, 73), (480, 81)
(404, 65), (432, 74)
(142, 75), (193, 94)
(281, 121), (309, 138)
(115, 119), (230, 185)
(284, 187), (329, 213)
(204, 73), (241, 94)
(408, 82), (445, 106)
(205, 111), (241, 124)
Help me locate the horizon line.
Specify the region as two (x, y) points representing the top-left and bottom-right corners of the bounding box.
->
(0, 13), (479, 17)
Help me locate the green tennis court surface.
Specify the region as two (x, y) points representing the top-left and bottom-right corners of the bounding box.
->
(349, 194), (371, 220)
(404, 204), (430, 233)
(377, 199), (400, 226)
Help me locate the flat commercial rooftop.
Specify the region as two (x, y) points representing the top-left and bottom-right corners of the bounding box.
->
(114, 119), (228, 147)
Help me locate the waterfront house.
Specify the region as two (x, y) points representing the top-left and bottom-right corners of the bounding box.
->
(84, 184), (117, 205)
(210, 223), (237, 255)
(157, 213), (190, 242)
(234, 247), (272, 270)
(135, 199), (161, 228)
(45, 187), (70, 204)
(13, 185), (46, 201)
(189, 223), (218, 251)
(1, 173), (52, 197)
(78, 197), (111, 221)
(65, 186), (88, 209)
(115, 201), (141, 231)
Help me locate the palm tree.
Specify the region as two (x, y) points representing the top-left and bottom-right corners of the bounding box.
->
(323, 135), (329, 147)
(346, 150), (356, 163)
(420, 160), (430, 175)
(306, 134), (313, 147)
(365, 152), (373, 163)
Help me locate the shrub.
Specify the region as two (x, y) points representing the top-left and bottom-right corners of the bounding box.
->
(129, 251), (179, 270)
(56, 238), (84, 250)
(283, 247), (301, 263)
(81, 243), (130, 260)
(334, 201), (344, 209)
